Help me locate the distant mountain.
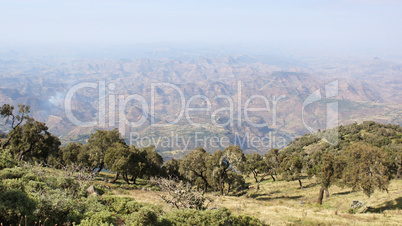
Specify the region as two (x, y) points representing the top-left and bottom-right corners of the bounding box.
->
(0, 54), (401, 155)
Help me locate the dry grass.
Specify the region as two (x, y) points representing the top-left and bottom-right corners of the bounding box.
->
(101, 173), (402, 225)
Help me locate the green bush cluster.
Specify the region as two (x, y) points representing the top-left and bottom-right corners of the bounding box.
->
(0, 165), (263, 225)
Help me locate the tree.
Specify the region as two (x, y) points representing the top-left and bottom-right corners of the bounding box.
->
(0, 104), (30, 149)
(162, 158), (183, 180)
(342, 142), (390, 197)
(264, 148), (280, 182)
(307, 151), (345, 205)
(7, 118), (60, 161)
(104, 143), (133, 184)
(207, 146), (245, 195)
(279, 152), (305, 189)
(61, 142), (83, 166)
(384, 143), (402, 179)
(141, 145), (163, 179)
(208, 150), (229, 195)
(86, 129), (126, 172)
(179, 148), (211, 192)
(244, 153), (264, 183)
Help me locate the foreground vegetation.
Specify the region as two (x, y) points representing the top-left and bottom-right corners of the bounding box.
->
(1, 103), (401, 225)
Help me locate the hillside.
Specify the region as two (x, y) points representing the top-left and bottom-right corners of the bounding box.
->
(0, 55), (401, 155)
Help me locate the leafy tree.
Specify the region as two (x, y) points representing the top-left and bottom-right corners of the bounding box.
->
(61, 142), (83, 166)
(7, 118), (60, 161)
(384, 143), (402, 179)
(0, 104), (30, 149)
(86, 129), (126, 172)
(104, 142), (133, 184)
(307, 151), (345, 204)
(264, 148), (280, 182)
(279, 152), (305, 189)
(180, 148), (211, 192)
(162, 158), (183, 180)
(140, 145), (163, 179)
(254, 149), (281, 191)
(207, 146), (245, 195)
(244, 153), (264, 183)
(342, 142), (390, 197)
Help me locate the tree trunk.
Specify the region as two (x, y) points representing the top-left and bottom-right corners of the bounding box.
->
(325, 188), (330, 198)
(18, 143), (34, 161)
(253, 171), (258, 183)
(122, 173), (130, 184)
(220, 177), (225, 196)
(131, 175), (138, 184)
(298, 179), (303, 189)
(256, 170), (274, 191)
(317, 187), (324, 205)
(110, 173), (120, 183)
(201, 176), (209, 193)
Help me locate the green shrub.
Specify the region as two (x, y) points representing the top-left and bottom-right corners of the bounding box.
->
(0, 189), (36, 224)
(82, 210), (116, 225)
(124, 207), (159, 226)
(101, 195), (142, 215)
(162, 208), (232, 226)
(230, 214), (263, 226)
(0, 167), (25, 179)
(31, 189), (86, 225)
(22, 172), (40, 181)
(0, 150), (17, 169)
(56, 176), (79, 192)
(125, 200), (143, 213)
(79, 217), (115, 226)
(1, 178), (25, 190)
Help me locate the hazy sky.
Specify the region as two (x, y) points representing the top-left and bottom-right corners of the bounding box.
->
(1, 0), (401, 56)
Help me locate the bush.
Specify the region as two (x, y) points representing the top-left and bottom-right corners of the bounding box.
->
(162, 208), (232, 225)
(82, 210), (116, 224)
(31, 188), (86, 224)
(1, 178), (25, 190)
(79, 214), (115, 226)
(0, 189), (36, 224)
(0, 150), (17, 169)
(230, 214), (263, 226)
(125, 207), (159, 226)
(0, 167), (25, 179)
(101, 195), (142, 215)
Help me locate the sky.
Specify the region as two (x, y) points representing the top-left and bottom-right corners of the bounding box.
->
(1, 0), (401, 56)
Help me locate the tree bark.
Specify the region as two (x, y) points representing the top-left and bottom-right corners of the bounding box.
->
(298, 179), (303, 189)
(219, 178), (224, 196)
(201, 176), (209, 193)
(325, 188), (330, 198)
(256, 169), (274, 191)
(317, 187), (324, 205)
(122, 173), (130, 184)
(110, 173), (120, 183)
(253, 171), (258, 183)
(131, 175), (137, 184)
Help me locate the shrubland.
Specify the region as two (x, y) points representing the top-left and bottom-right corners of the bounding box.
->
(1, 103), (401, 225)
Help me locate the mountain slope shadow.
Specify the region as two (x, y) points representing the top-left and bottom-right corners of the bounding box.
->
(254, 195), (303, 201)
(365, 197), (402, 213)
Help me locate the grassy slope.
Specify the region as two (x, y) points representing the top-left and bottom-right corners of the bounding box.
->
(99, 172), (402, 225)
